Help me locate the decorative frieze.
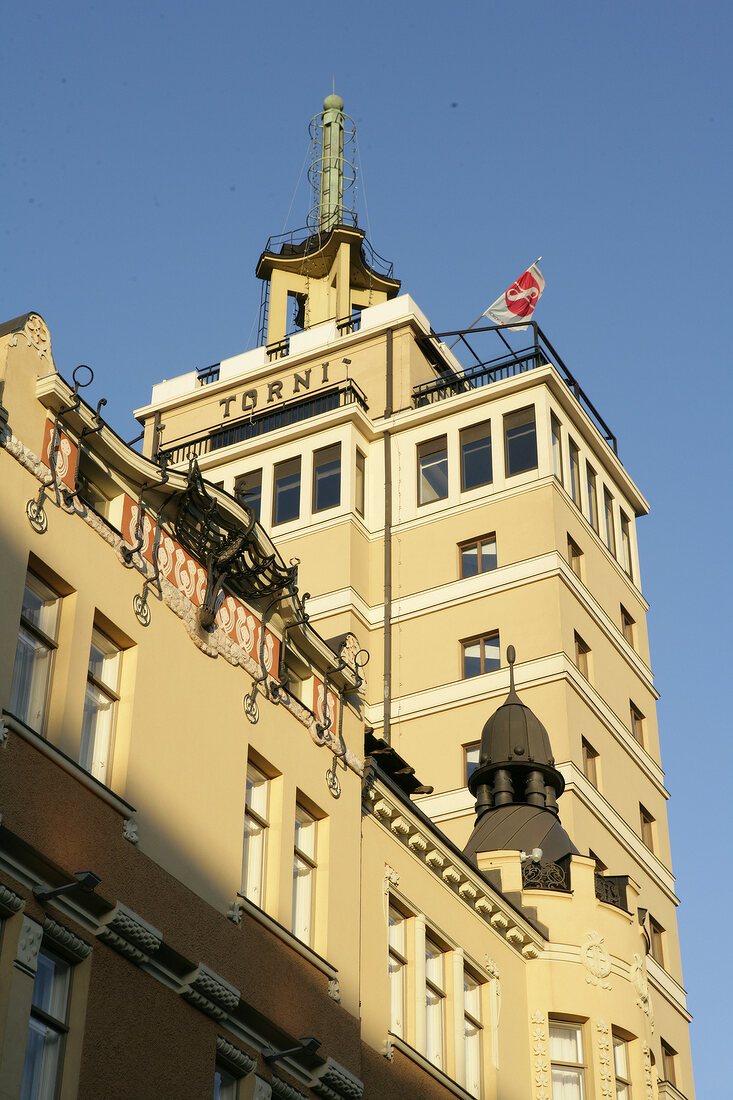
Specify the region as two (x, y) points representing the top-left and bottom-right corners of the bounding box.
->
(407, 833), (427, 853)
(43, 917), (92, 961)
(458, 881), (477, 902)
(15, 916), (43, 976)
(425, 849), (444, 869)
(490, 912), (509, 931)
(215, 1034), (256, 1076)
(272, 1077), (308, 1100)
(596, 1020), (613, 1099)
(582, 930), (612, 989)
(506, 926), (525, 946)
(442, 865), (462, 887)
(98, 902), (163, 965)
(0, 880), (24, 916)
(373, 799), (393, 820)
(390, 816), (411, 837)
(182, 962), (240, 1021)
(530, 1011), (550, 1100)
(474, 896), (494, 917)
(310, 1058), (364, 1099)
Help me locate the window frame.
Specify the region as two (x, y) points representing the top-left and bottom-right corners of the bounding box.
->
(20, 947), (72, 1100)
(581, 738), (599, 788)
(620, 510), (633, 579)
(388, 902), (408, 1038)
(567, 535), (583, 579)
(621, 606), (635, 647)
(629, 702), (644, 745)
(604, 488), (617, 557)
(459, 534), (497, 579)
(242, 761), (270, 909)
(9, 571), (61, 736)
(355, 449), (366, 517)
(463, 967), (483, 1098)
(79, 627), (121, 783)
(234, 469), (262, 522)
(504, 405), (538, 478)
(551, 413), (563, 484)
(574, 632), (590, 679)
(660, 1039), (677, 1086)
(312, 443), (341, 514)
(417, 435), (449, 506)
(639, 804), (655, 851)
(612, 1033), (632, 1099)
(272, 456), (301, 526)
(586, 464), (599, 532)
(568, 438), (581, 506)
(464, 742), (481, 785)
(649, 916), (665, 966)
(461, 632), (501, 679)
(549, 1020), (586, 1099)
(424, 935), (446, 1071)
(292, 802), (317, 946)
(460, 421), (493, 492)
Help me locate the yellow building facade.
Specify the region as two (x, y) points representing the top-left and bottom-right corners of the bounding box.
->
(0, 94), (693, 1100)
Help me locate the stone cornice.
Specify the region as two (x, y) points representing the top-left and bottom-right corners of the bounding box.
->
(216, 1034), (257, 1075)
(98, 902), (163, 965)
(0, 880), (24, 917)
(363, 769), (545, 958)
(43, 916), (93, 961)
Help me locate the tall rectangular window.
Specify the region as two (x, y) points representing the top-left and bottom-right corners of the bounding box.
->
(464, 742), (480, 784)
(621, 606), (635, 647)
(9, 573), (60, 735)
(460, 422), (492, 491)
(649, 916), (665, 965)
(273, 457), (301, 525)
(504, 407), (537, 477)
(460, 535), (497, 578)
(214, 1065), (238, 1099)
(462, 633), (501, 678)
(604, 488), (616, 557)
(292, 804), (316, 945)
(313, 443), (341, 512)
(20, 949), (71, 1100)
(551, 414), (563, 483)
(612, 1035), (631, 1100)
(234, 469), (262, 522)
(586, 464), (599, 532)
(660, 1040), (677, 1086)
(242, 763), (269, 908)
(581, 738), (599, 787)
(388, 905), (407, 1037)
(79, 628), (121, 783)
(639, 804), (655, 850)
(417, 436), (448, 505)
(463, 970), (482, 1098)
(574, 632), (590, 679)
(620, 511), (633, 578)
(355, 450), (366, 517)
(630, 702), (645, 745)
(549, 1022), (585, 1100)
(424, 937), (445, 1070)
(567, 535), (583, 579)
(568, 439), (580, 506)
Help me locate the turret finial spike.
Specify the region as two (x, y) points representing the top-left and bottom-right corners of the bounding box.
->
(507, 645), (516, 694)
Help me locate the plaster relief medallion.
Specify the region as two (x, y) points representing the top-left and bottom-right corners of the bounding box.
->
(384, 864), (400, 893)
(581, 930), (612, 989)
(631, 953), (654, 1028)
(11, 314), (52, 361)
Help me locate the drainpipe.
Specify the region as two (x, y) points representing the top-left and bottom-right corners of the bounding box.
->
(383, 329), (393, 744)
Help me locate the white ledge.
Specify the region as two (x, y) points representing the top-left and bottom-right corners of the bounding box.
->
(387, 1034), (477, 1100)
(234, 895), (338, 980)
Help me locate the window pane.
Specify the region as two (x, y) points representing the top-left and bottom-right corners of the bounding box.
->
(425, 939), (443, 985)
(243, 814), (265, 905)
(389, 954), (404, 1035)
(388, 907), (404, 953)
(313, 444), (341, 512)
(463, 641), (482, 678)
(465, 1017), (481, 1097)
(213, 1065), (238, 1100)
(22, 576), (60, 638)
(88, 630), (120, 691)
(464, 972), (480, 1017)
(483, 634), (500, 672)
(613, 1036), (628, 1079)
(235, 470), (262, 522)
(620, 512), (633, 577)
(461, 423), (492, 490)
(465, 744), (480, 782)
(569, 440), (580, 505)
(586, 466), (598, 531)
(551, 415), (563, 482)
(418, 437), (448, 504)
(32, 953), (70, 1019)
(604, 490), (616, 556)
(480, 537), (497, 572)
(461, 545), (479, 577)
(292, 853), (314, 943)
(551, 1066), (584, 1100)
(10, 626), (53, 733)
(550, 1025), (582, 1062)
(79, 680), (116, 779)
(246, 764), (268, 816)
(355, 450), (365, 516)
(295, 805), (316, 858)
(273, 458), (301, 525)
(504, 407), (537, 476)
(425, 986), (444, 1067)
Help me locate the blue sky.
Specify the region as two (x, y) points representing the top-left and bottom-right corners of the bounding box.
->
(3, 2), (730, 1090)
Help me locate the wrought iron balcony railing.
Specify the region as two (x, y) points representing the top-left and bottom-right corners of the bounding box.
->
(159, 379), (368, 466)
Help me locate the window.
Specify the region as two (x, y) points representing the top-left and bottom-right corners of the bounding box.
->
(604, 489), (616, 557)
(355, 449), (366, 516)
(551, 414), (563, 483)
(313, 443), (341, 512)
(567, 535), (583, 578)
(621, 607), (635, 647)
(424, 937), (445, 1069)
(568, 439), (581, 506)
(234, 469), (262, 522)
(273, 457), (301, 525)
(461, 422), (492, 491)
(460, 535), (497, 578)
(292, 804), (316, 945)
(388, 905), (407, 1037)
(549, 1022), (585, 1100)
(465, 743), (480, 784)
(9, 572), (60, 735)
(586, 464), (598, 532)
(462, 633), (501, 678)
(20, 948), (71, 1100)
(581, 739), (598, 787)
(463, 970), (482, 1098)
(629, 702), (644, 745)
(574, 632), (590, 678)
(639, 805), (655, 850)
(79, 629), (121, 782)
(660, 1040), (677, 1086)
(242, 763), (269, 908)
(417, 436), (448, 505)
(620, 511), (633, 579)
(612, 1034), (631, 1100)
(504, 406), (537, 477)
(649, 916), (665, 966)
(214, 1065), (238, 1099)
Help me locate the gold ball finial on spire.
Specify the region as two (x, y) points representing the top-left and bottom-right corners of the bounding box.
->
(323, 92), (344, 112)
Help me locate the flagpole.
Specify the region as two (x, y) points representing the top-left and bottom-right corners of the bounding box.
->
(448, 258), (542, 349)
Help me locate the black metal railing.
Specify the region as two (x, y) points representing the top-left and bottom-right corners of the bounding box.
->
(160, 380), (369, 466)
(414, 322), (618, 456)
(336, 310), (362, 336)
(197, 363), (221, 386)
(266, 336), (290, 362)
(594, 873), (629, 911)
(260, 220), (394, 280)
(522, 856), (571, 892)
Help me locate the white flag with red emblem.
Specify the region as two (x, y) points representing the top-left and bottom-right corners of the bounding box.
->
(483, 261), (545, 330)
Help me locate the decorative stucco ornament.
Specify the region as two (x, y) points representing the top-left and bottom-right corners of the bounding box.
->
(596, 1020), (613, 1099)
(10, 314), (52, 362)
(581, 930), (612, 989)
(530, 1011), (550, 1100)
(631, 953), (654, 1028)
